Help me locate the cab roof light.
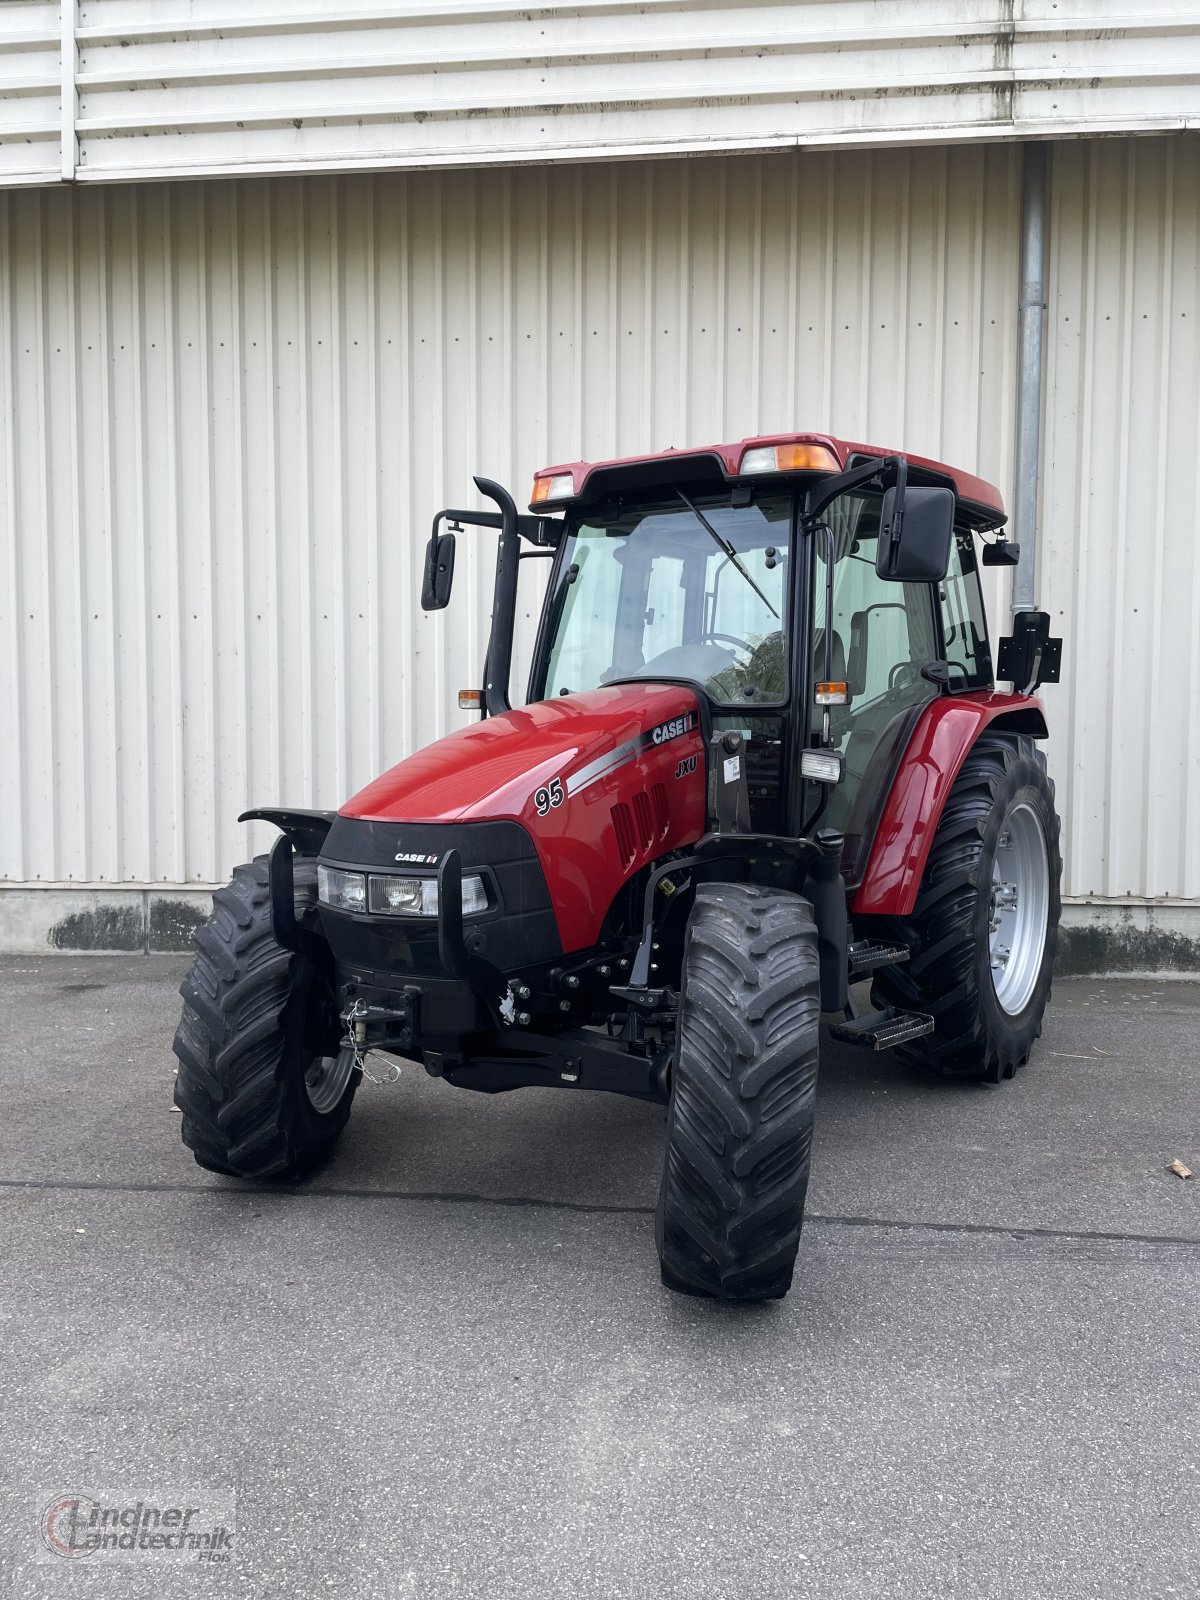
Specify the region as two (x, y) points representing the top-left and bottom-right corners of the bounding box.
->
(531, 472), (575, 504)
(740, 442), (841, 475)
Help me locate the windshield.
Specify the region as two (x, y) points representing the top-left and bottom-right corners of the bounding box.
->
(537, 492), (792, 707)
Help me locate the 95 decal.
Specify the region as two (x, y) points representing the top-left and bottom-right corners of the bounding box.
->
(533, 777), (565, 816)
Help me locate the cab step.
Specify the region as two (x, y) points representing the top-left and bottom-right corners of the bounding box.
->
(828, 1006), (935, 1052)
(846, 939), (910, 976)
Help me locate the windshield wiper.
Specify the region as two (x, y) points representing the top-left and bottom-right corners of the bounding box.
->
(675, 490), (780, 620)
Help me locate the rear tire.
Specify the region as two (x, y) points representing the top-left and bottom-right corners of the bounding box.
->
(869, 732), (1061, 1081)
(656, 883), (820, 1301)
(172, 856), (357, 1180)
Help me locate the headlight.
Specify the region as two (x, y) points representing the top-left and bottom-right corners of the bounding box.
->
(367, 872), (489, 917)
(318, 865), (367, 912)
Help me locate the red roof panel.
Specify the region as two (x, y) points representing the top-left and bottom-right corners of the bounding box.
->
(533, 431), (1005, 520)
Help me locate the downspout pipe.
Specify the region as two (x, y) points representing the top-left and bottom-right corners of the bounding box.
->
(1012, 142), (1048, 615)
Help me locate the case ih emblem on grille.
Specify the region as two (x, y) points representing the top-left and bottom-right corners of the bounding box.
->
(394, 851), (440, 865)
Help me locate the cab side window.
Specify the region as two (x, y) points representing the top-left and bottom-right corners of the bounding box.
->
(940, 528), (992, 689)
(813, 489), (940, 863)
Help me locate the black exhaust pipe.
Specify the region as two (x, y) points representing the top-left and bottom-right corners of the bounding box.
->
(475, 476), (520, 717)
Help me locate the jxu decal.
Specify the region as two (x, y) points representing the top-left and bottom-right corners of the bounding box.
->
(534, 777), (565, 817)
(675, 755), (698, 779)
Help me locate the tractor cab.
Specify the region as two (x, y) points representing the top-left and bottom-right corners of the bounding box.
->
(426, 433), (1034, 880)
(174, 430), (1063, 1304)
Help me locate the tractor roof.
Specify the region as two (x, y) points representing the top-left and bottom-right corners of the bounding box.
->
(531, 431), (1006, 531)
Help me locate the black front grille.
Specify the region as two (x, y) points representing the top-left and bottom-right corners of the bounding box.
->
(318, 816), (562, 976)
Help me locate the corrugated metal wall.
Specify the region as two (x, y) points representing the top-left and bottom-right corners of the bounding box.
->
(0, 142), (1023, 888)
(1042, 137), (1200, 906)
(4, 1), (1199, 187)
(2, 136), (1199, 910)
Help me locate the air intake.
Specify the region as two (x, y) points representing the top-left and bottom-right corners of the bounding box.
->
(610, 802), (637, 867)
(632, 791), (654, 853)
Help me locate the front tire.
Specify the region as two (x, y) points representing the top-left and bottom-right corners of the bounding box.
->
(172, 856), (358, 1179)
(656, 883), (821, 1301)
(869, 731), (1062, 1081)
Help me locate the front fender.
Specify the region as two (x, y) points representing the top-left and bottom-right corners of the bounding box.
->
(850, 691), (1048, 918)
(239, 807), (336, 856)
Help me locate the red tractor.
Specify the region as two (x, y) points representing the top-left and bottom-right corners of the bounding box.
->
(174, 433), (1062, 1301)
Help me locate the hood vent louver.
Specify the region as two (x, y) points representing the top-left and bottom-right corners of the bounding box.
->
(611, 802), (637, 867)
(611, 783), (673, 868)
(632, 791), (654, 853)
(651, 782), (670, 838)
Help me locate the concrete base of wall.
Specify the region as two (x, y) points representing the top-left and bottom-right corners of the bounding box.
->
(0, 887), (215, 954)
(1, 888), (1198, 975)
(1057, 901), (1200, 978)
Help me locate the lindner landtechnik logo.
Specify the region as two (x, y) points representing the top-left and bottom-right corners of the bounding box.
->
(38, 1493), (235, 1562)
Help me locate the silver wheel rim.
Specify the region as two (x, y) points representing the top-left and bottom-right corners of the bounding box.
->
(988, 801), (1050, 1016)
(304, 1046), (355, 1114)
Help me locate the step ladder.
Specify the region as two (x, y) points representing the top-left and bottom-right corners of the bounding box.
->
(829, 1005), (935, 1052)
(846, 939), (910, 977)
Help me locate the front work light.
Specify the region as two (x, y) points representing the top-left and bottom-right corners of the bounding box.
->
(367, 873), (489, 917)
(318, 865), (367, 912)
(739, 443), (841, 475)
(800, 748), (846, 785)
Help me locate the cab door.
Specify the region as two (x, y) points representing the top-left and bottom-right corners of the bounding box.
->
(811, 486), (941, 877)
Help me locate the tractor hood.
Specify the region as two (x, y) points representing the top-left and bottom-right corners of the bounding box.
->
(341, 682), (704, 825)
(335, 682), (708, 953)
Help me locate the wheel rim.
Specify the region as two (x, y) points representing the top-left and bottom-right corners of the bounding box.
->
(988, 801), (1050, 1016)
(304, 1046), (355, 1115)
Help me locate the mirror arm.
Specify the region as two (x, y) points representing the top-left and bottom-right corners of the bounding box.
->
(813, 521), (836, 746)
(435, 507), (504, 533)
(802, 454), (902, 524)
(881, 455), (908, 559)
(517, 514), (564, 547)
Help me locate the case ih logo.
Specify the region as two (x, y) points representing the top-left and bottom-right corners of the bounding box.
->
(650, 713), (696, 746)
(394, 851), (440, 865)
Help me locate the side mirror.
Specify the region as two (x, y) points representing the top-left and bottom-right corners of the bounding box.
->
(421, 530), (456, 611)
(876, 485), (955, 582)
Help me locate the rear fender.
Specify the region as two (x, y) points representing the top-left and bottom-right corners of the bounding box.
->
(851, 692), (1048, 918)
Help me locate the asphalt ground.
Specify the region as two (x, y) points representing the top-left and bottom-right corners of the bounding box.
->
(0, 956), (1197, 1599)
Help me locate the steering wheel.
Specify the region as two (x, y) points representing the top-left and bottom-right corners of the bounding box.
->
(690, 630), (755, 658)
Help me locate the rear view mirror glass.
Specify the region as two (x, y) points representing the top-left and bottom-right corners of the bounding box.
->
(875, 486), (955, 583)
(421, 531), (457, 611)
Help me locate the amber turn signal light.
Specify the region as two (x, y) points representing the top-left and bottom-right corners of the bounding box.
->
(814, 681), (849, 705)
(458, 689), (482, 710)
(531, 472), (574, 504)
(740, 442), (841, 475)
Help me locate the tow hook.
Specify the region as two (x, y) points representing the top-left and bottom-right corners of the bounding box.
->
(341, 998), (401, 1086)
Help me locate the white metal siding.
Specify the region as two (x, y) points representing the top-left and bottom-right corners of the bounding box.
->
(1, 143), (1025, 888)
(1041, 137), (1200, 905)
(3, 138), (1199, 906)
(3, 3), (1199, 187)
